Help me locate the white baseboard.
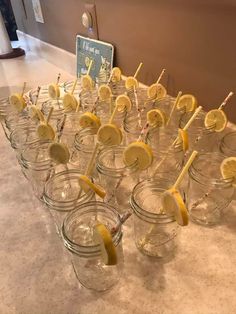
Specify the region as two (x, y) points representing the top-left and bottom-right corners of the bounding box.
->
(16, 30), (76, 76)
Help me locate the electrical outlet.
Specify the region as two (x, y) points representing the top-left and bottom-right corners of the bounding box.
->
(83, 3), (99, 39)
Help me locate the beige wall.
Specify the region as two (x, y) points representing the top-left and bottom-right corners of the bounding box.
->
(11, 0), (236, 121)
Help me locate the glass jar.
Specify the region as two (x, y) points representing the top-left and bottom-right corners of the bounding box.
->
(64, 80), (81, 99)
(10, 125), (38, 156)
(96, 146), (139, 212)
(62, 201), (123, 291)
(220, 131), (236, 156)
(130, 178), (179, 258)
(179, 111), (218, 153)
(80, 89), (98, 112)
(20, 140), (55, 199)
(42, 99), (65, 132)
(187, 152), (234, 226)
(43, 169), (95, 229)
(29, 85), (51, 104)
(70, 128), (97, 174)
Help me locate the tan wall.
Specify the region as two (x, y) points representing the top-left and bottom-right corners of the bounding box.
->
(11, 0), (236, 121)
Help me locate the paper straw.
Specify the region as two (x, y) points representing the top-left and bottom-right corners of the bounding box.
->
(46, 107), (54, 124)
(182, 106), (203, 131)
(75, 102), (80, 113)
(71, 78), (78, 95)
(173, 150), (198, 189)
(166, 91), (182, 126)
(56, 73), (61, 85)
(109, 104), (119, 124)
(58, 114), (67, 141)
(218, 92), (234, 110)
(87, 60), (93, 75)
(155, 69), (166, 85)
(134, 62), (143, 78)
(34, 86), (41, 106)
(21, 82), (27, 97)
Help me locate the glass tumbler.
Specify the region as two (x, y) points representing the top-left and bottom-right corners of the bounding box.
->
(187, 152), (234, 226)
(42, 99), (65, 132)
(43, 169), (95, 230)
(62, 201), (124, 291)
(130, 178), (179, 258)
(96, 146), (139, 212)
(20, 140), (55, 199)
(10, 125), (38, 157)
(220, 131), (236, 157)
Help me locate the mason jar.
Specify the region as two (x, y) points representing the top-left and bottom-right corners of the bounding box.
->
(20, 140), (55, 199)
(187, 152), (234, 226)
(179, 110), (218, 153)
(29, 85), (51, 105)
(130, 178), (179, 258)
(64, 80), (81, 99)
(80, 89), (98, 112)
(62, 201), (124, 291)
(42, 99), (65, 132)
(96, 146), (139, 212)
(220, 131), (236, 157)
(10, 125), (38, 156)
(43, 169), (95, 230)
(109, 80), (126, 97)
(70, 127), (97, 175)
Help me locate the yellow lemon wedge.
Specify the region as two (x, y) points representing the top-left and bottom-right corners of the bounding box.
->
(115, 94), (132, 112)
(161, 187), (188, 226)
(98, 85), (112, 101)
(125, 76), (138, 90)
(147, 83), (167, 100)
(123, 141), (153, 170)
(97, 124), (123, 146)
(147, 109), (166, 127)
(48, 84), (60, 99)
(79, 112), (101, 131)
(177, 94), (197, 112)
(81, 74), (93, 91)
(93, 223), (117, 265)
(177, 128), (189, 152)
(78, 175), (106, 198)
(204, 109), (227, 132)
(29, 105), (44, 122)
(9, 94), (27, 112)
(49, 142), (70, 164)
(111, 67), (122, 83)
(63, 93), (78, 111)
(37, 123), (55, 140)
(220, 157), (236, 187)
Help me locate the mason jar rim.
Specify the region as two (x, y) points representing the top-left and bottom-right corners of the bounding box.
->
(62, 201), (122, 256)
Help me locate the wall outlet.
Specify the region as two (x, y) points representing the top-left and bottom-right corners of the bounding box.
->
(83, 3), (99, 39)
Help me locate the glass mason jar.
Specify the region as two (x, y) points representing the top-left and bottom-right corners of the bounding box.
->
(220, 131), (236, 157)
(10, 125), (38, 156)
(42, 99), (65, 132)
(146, 127), (184, 180)
(62, 201), (124, 291)
(70, 128), (97, 174)
(109, 80), (126, 97)
(179, 110), (218, 153)
(20, 140), (55, 199)
(80, 89), (98, 112)
(43, 169), (95, 229)
(96, 146), (139, 212)
(187, 152), (234, 226)
(64, 80), (81, 99)
(130, 178), (179, 258)
(29, 85), (51, 104)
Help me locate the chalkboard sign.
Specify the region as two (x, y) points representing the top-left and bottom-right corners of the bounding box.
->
(76, 35), (114, 84)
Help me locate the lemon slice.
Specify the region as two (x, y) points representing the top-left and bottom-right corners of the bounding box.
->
(37, 123), (55, 140)
(48, 84), (60, 99)
(177, 128), (189, 152)
(147, 83), (167, 100)
(97, 124), (123, 146)
(177, 94), (197, 112)
(123, 141), (153, 170)
(147, 109), (166, 127)
(125, 76), (138, 90)
(79, 112), (101, 130)
(204, 109), (227, 132)
(111, 67), (121, 83)
(98, 85), (112, 101)
(93, 223), (117, 265)
(220, 157), (236, 187)
(115, 95), (132, 112)
(49, 142), (70, 164)
(82, 74), (93, 91)
(9, 94), (26, 112)
(78, 175), (106, 198)
(63, 93), (78, 111)
(161, 188), (189, 226)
